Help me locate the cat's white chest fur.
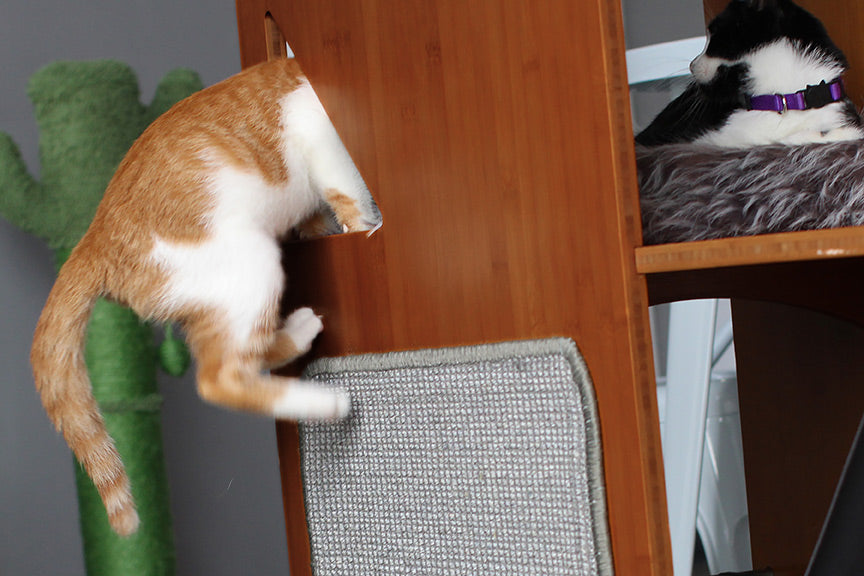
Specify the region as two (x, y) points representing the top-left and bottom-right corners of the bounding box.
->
(697, 106), (863, 147)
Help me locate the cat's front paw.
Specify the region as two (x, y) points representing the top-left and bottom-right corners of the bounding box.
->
(284, 307), (324, 355)
(322, 188), (382, 235)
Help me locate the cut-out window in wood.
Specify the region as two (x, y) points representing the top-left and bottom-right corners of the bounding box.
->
(265, 13), (288, 60)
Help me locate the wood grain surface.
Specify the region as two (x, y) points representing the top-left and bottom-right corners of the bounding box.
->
(731, 300), (864, 576)
(237, 1), (671, 574)
(637, 227), (864, 276)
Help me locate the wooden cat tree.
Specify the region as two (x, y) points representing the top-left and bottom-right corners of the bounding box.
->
(236, 1), (864, 575)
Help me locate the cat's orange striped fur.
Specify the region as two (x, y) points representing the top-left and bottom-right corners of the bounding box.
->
(30, 58), (380, 536)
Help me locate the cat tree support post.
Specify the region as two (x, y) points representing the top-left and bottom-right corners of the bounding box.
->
(0, 61), (200, 576)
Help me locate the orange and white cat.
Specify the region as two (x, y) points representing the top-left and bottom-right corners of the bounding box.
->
(30, 58), (380, 536)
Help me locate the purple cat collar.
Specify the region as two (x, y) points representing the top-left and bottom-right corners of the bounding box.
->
(747, 79), (846, 113)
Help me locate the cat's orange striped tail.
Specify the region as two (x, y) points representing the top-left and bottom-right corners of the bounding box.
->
(30, 249), (139, 536)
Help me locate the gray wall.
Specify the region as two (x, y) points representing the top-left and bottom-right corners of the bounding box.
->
(621, 0), (705, 49)
(622, 0), (707, 134)
(0, 1), (289, 574)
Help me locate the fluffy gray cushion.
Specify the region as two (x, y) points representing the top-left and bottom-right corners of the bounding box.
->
(638, 140), (864, 245)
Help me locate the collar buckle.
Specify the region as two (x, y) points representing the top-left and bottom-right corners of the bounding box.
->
(747, 79), (845, 114)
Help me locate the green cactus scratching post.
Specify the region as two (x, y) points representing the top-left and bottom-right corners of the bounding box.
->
(0, 60), (202, 575)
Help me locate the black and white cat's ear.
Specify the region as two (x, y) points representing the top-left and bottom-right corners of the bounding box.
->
(735, 0), (774, 10)
(749, 0), (782, 11)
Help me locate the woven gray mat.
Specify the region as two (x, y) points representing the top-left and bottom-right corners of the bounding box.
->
(300, 338), (613, 575)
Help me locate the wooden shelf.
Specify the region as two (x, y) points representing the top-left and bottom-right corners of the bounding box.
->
(636, 226), (864, 274)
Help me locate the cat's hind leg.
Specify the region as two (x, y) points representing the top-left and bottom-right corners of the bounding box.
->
(189, 321), (349, 420)
(182, 293), (347, 420)
(155, 225), (347, 419)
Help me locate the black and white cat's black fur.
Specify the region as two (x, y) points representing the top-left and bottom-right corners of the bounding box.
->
(636, 0), (864, 147)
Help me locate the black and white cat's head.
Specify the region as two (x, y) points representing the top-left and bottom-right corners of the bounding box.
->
(635, 0), (863, 146)
(691, 0), (847, 95)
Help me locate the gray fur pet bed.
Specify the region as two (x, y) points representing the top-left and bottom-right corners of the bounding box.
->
(638, 140), (864, 245)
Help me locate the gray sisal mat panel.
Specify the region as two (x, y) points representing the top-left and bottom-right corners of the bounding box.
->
(300, 338), (613, 576)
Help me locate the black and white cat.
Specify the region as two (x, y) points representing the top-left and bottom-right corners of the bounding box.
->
(636, 0), (864, 147)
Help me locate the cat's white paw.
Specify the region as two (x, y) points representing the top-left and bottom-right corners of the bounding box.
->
(273, 381), (350, 421)
(284, 307), (324, 354)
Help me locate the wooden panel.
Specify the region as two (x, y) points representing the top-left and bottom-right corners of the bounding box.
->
(731, 300), (864, 576)
(645, 256), (864, 326)
(636, 227), (864, 275)
(703, 0), (726, 22)
(237, 1), (670, 575)
(797, 0), (864, 109)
